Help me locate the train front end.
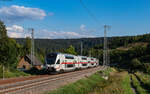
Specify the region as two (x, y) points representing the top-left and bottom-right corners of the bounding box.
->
(45, 53), (58, 72)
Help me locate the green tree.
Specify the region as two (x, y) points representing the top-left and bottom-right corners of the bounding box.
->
(0, 20), (20, 69)
(24, 37), (31, 55)
(0, 37), (19, 68)
(0, 20), (7, 39)
(142, 63), (150, 73)
(0, 20), (8, 66)
(64, 45), (77, 55)
(130, 58), (141, 72)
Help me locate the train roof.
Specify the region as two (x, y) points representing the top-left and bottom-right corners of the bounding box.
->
(46, 52), (76, 56)
(46, 52), (98, 59)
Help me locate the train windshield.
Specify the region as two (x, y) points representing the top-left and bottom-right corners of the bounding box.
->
(46, 53), (57, 64)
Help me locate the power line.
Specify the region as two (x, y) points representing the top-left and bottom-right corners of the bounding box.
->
(80, 0), (101, 25)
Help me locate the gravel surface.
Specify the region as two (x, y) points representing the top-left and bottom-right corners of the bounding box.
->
(0, 66), (103, 94)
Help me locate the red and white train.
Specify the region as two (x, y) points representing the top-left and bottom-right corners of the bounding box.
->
(45, 53), (99, 72)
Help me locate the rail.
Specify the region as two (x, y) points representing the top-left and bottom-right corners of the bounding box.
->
(0, 66), (102, 94)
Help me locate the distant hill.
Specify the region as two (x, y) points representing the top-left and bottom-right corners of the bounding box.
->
(15, 33), (150, 55)
(15, 37), (104, 54)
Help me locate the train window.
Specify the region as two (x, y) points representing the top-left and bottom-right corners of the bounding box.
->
(67, 64), (74, 68)
(82, 64), (87, 66)
(91, 58), (94, 60)
(47, 53), (57, 58)
(82, 57), (87, 60)
(56, 59), (60, 64)
(46, 53), (57, 64)
(65, 55), (74, 59)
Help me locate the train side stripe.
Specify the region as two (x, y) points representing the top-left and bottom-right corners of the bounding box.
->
(61, 62), (96, 64)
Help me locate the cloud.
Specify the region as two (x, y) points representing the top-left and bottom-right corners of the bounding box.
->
(7, 25), (25, 38)
(35, 29), (95, 39)
(48, 12), (54, 16)
(0, 5), (46, 22)
(6, 25), (95, 39)
(7, 32), (24, 38)
(80, 24), (86, 31)
(7, 25), (24, 32)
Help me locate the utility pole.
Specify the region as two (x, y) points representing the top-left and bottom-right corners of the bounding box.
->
(89, 50), (91, 57)
(29, 28), (34, 67)
(3, 65), (4, 80)
(81, 41), (83, 56)
(103, 25), (111, 66)
(31, 28), (34, 66)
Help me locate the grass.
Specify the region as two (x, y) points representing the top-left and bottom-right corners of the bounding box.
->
(122, 74), (134, 94)
(47, 68), (113, 94)
(131, 74), (147, 94)
(135, 72), (150, 86)
(89, 71), (133, 94)
(47, 72), (105, 94)
(47, 68), (133, 94)
(131, 72), (150, 94)
(0, 65), (30, 78)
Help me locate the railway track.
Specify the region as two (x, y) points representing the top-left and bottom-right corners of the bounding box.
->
(0, 66), (103, 94)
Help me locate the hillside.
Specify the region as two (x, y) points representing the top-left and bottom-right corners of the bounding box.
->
(15, 33), (150, 55)
(116, 42), (148, 51)
(15, 37), (104, 54)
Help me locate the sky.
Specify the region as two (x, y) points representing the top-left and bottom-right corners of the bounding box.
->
(0, 0), (150, 39)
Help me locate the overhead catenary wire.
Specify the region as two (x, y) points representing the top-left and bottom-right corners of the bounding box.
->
(12, 0), (105, 39)
(80, 0), (101, 25)
(80, 0), (104, 37)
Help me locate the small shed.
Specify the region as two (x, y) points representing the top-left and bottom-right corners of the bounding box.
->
(17, 55), (43, 71)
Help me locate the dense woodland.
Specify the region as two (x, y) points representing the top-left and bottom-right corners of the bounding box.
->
(0, 20), (150, 78)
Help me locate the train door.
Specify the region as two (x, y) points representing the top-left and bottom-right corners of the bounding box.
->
(54, 54), (62, 72)
(94, 58), (97, 67)
(78, 56), (82, 69)
(91, 58), (94, 67)
(81, 57), (88, 68)
(55, 59), (60, 71)
(63, 55), (75, 71)
(74, 56), (79, 69)
(87, 57), (91, 68)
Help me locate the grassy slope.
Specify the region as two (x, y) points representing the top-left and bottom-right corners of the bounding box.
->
(122, 74), (134, 94)
(47, 72), (105, 94)
(47, 68), (133, 94)
(131, 74), (147, 94)
(131, 72), (150, 94)
(89, 71), (133, 94)
(0, 65), (30, 78)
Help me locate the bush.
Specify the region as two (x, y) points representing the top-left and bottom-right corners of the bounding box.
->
(0, 67), (30, 78)
(142, 63), (150, 73)
(130, 58), (141, 72)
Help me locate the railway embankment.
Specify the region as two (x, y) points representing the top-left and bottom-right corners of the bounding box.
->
(47, 68), (134, 94)
(0, 66), (102, 94)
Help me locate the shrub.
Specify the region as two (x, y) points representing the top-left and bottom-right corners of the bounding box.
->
(130, 58), (141, 72)
(142, 63), (150, 73)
